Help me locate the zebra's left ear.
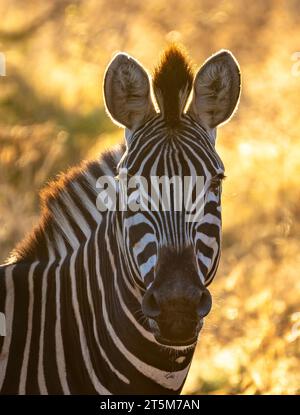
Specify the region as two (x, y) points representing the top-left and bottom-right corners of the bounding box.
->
(103, 53), (156, 132)
(187, 50), (241, 132)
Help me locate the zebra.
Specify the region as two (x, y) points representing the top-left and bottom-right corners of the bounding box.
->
(0, 45), (240, 394)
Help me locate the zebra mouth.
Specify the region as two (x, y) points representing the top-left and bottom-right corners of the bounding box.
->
(154, 334), (198, 347)
(149, 318), (203, 347)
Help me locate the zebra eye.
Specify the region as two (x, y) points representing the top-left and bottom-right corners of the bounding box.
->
(209, 179), (220, 194)
(209, 174), (225, 195)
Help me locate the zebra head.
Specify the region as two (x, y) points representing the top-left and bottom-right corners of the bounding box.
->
(104, 46), (241, 346)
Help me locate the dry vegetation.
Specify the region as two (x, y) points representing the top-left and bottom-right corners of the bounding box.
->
(0, 0), (299, 394)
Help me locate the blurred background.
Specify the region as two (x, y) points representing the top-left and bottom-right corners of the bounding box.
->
(0, 0), (299, 394)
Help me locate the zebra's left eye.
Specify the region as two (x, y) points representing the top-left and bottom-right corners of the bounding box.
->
(209, 174), (225, 195)
(209, 179), (221, 195)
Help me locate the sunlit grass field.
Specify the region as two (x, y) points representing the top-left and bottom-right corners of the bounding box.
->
(0, 0), (299, 394)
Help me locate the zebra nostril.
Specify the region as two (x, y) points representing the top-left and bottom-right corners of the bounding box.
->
(197, 289), (212, 318)
(142, 290), (161, 319)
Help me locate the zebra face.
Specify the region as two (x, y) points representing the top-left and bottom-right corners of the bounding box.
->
(116, 117), (223, 345)
(104, 46), (241, 346)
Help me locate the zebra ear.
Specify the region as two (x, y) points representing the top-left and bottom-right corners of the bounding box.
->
(187, 50), (241, 131)
(103, 53), (156, 131)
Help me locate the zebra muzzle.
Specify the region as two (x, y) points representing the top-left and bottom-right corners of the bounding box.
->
(142, 284), (212, 346)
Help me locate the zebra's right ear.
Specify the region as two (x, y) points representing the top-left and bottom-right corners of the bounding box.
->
(103, 53), (156, 132)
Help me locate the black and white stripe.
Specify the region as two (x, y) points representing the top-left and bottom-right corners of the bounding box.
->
(0, 45), (240, 394)
(0, 115), (221, 394)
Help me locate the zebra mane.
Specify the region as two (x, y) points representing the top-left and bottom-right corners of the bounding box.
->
(10, 145), (124, 262)
(152, 44), (194, 126)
